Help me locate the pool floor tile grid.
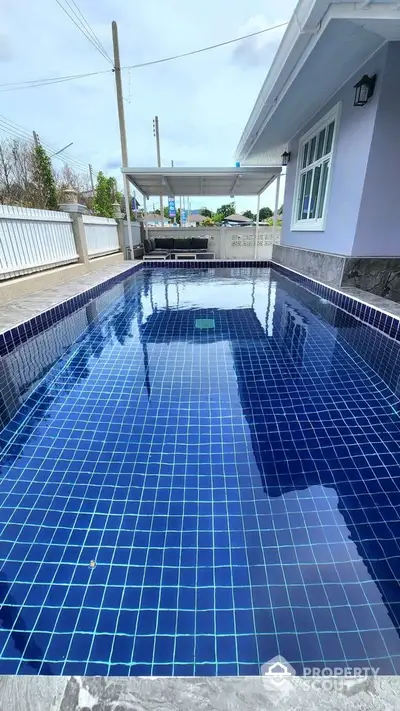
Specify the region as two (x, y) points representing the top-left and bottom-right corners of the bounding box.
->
(0, 267), (399, 675)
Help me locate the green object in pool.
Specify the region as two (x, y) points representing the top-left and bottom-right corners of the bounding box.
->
(195, 318), (215, 329)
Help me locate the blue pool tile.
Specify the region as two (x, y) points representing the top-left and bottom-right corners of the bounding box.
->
(0, 265), (400, 676)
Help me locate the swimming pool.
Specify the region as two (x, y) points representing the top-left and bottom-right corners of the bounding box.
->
(0, 266), (399, 676)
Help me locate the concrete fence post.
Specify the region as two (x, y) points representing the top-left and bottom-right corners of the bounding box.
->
(113, 201), (126, 256)
(71, 214), (89, 266)
(59, 186), (89, 266)
(116, 219), (125, 254)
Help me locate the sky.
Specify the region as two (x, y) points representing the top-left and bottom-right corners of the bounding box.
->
(1, 0), (298, 212)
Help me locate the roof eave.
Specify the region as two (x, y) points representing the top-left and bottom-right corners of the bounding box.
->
(235, 0), (324, 161)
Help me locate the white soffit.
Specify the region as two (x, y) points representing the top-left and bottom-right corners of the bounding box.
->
(236, 0), (400, 163)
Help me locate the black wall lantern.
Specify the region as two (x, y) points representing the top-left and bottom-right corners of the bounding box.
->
(281, 151), (291, 166)
(353, 74), (376, 106)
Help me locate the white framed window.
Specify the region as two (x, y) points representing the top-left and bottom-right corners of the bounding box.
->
(291, 103), (341, 231)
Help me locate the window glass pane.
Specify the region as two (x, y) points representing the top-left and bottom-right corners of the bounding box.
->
(317, 161), (329, 218)
(308, 136), (316, 165)
(316, 129), (325, 160)
(301, 170), (313, 219)
(297, 173), (306, 220)
(309, 165), (321, 218)
(302, 143), (309, 169)
(324, 122), (335, 154)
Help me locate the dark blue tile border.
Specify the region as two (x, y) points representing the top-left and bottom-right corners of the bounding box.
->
(142, 260), (271, 269)
(1, 259), (400, 357)
(0, 263), (146, 356)
(271, 261), (400, 343)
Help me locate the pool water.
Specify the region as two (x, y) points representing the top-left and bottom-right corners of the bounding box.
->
(0, 266), (399, 676)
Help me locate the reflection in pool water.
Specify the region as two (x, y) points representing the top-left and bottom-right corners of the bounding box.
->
(0, 267), (399, 675)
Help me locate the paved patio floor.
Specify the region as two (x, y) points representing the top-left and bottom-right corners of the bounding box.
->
(0, 262), (140, 335)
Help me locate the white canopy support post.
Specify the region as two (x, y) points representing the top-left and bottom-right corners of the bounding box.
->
(254, 193), (261, 260)
(272, 173), (281, 242)
(143, 195), (149, 240)
(123, 174), (133, 256)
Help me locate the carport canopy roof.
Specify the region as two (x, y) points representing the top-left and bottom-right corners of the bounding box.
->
(121, 165), (281, 199)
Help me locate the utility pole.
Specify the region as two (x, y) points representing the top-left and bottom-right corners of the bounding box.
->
(153, 116), (164, 226)
(112, 20), (133, 253)
(112, 21), (128, 167)
(32, 131), (39, 148)
(89, 164), (95, 194)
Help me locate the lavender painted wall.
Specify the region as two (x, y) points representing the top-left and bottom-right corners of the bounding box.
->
(281, 45), (387, 255)
(353, 43), (400, 256)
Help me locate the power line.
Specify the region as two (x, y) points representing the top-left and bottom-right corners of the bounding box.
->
(0, 70), (110, 92)
(0, 115), (89, 172)
(124, 22), (289, 71)
(0, 114), (89, 170)
(0, 21), (288, 92)
(67, 0), (113, 63)
(55, 0), (113, 65)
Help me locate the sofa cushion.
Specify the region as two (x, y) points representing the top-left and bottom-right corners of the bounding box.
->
(191, 238), (208, 249)
(149, 238), (156, 251)
(143, 239), (152, 253)
(174, 238), (193, 250)
(155, 237), (174, 250)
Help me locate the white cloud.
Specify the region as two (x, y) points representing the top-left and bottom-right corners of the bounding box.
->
(1, 0), (297, 211)
(231, 14), (287, 68)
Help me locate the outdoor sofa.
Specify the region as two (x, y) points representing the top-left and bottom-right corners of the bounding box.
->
(142, 237), (212, 260)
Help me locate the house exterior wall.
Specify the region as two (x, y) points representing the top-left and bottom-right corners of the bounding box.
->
(353, 42), (400, 256)
(281, 44), (388, 255)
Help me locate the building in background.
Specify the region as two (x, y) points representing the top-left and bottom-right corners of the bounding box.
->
(221, 213), (253, 227)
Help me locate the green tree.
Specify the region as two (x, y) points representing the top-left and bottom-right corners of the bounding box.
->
(216, 201), (235, 219)
(33, 144), (58, 210)
(259, 206), (273, 221)
(242, 210), (255, 220)
(200, 207), (212, 218)
(92, 171), (121, 217)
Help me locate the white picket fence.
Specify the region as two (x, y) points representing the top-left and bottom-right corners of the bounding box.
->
(0, 205), (121, 281)
(0, 205), (78, 280)
(124, 220), (141, 248)
(83, 215), (120, 257)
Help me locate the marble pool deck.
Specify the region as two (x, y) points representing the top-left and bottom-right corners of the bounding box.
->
(1, 675), (400, 711)
(0, 262), (140, 335)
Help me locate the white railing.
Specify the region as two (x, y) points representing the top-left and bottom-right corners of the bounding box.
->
(0, 205), (78, 280)
(83, 215), (119, 258)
